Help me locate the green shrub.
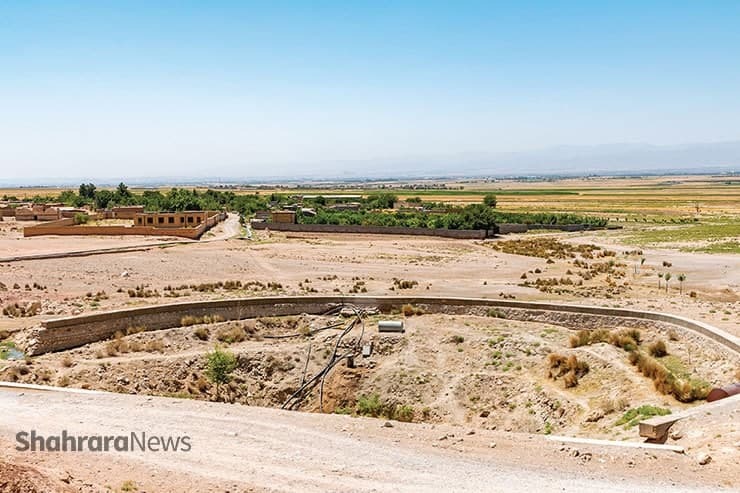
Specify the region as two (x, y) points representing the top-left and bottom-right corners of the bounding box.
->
(616, 405), (671, 428)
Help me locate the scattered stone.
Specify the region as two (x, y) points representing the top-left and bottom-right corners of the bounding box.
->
(669, 429), (683, 440)
(570, 449), (580, 458)
(466, 429), (475, 435)
(696, 453), (712, 466)
(489, 442), (497, 449)
(438, 435), (448, 441)
(584, 409), (604, 423)
(383, 421), (393, 428)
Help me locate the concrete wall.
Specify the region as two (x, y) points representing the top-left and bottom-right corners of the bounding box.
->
(251, 222), (489, 239)
(26, 296), (740, 356)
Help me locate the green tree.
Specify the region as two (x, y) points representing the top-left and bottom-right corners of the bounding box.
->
(78, 183), (97, 200)
(677, 273), (686, 295)
(94, 189), (114, 209)
(483, 193), (497, 208)
(664, 272), (672, 293)
(205, 346), (237, 401)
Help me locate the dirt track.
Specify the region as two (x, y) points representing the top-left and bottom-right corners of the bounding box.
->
(0, 387), (734, 493)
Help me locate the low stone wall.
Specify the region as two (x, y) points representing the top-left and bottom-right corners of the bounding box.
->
(251, 222), (489, 239)
(26, 296), (740, 356)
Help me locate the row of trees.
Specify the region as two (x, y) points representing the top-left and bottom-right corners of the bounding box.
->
(31, 183), (273, 217)
(299, 205), (606, 229)
(299, 203), (501, 231)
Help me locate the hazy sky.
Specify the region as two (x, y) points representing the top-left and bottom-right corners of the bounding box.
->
(2, 1), (740, 181)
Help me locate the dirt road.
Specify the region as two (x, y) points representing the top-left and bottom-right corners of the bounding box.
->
(0, 388), (731, 492)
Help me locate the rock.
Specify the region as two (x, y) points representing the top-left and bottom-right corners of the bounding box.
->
(120, 271), (130, 278)
(383, 421), (393, 428)
(438, 435), (448, 441)
(570, 449), (580, 458)
(584, 410), (605, 423)
(467, 429), (476, 435)
(669, 429), (683, 440)
(696, 453), (712, 465)
(489, 442), (497, 449)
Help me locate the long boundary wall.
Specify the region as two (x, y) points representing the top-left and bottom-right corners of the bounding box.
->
(26, 296), (740, 356)
(251, 222), (490, 239)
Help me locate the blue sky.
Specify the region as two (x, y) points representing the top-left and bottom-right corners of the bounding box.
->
(2, 1), (740, 181)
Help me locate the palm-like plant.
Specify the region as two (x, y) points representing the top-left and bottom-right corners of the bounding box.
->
(657, 272), (664, 289)
(664, 272), (672, 293)
(677, 273), (686, 295)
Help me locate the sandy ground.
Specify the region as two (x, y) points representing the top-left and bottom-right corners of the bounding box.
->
(1, 228), (737, 337)
(0, 387), (736, 493)
(1, 226), (738, 492)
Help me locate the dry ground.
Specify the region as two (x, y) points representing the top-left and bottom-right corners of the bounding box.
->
(0, 388), (736, 493)
(1, 209), (739, 491)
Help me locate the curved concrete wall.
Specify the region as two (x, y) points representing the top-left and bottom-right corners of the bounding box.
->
(28, 296), (740, 355)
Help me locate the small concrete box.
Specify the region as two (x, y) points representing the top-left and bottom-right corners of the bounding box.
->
(378, 320), (404, 333)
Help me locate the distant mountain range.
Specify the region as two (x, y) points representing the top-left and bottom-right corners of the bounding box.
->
(2, 141), (739, 186)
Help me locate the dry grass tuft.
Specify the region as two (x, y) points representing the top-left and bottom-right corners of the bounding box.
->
(547, 353), (589, 387)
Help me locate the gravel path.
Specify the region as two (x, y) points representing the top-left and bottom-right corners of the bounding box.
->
(0, 388), (731, 492)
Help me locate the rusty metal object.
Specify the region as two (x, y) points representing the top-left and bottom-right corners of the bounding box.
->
(706, 383), (740, 402)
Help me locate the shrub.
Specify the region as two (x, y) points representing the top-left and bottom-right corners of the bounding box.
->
(216, 326), (246, 344)
(73, 212), (89, 225)
(393, 404), (415, 422)
(648, 339), (668, 357)
(356, 393), (383, 417)
(194, 327), (210, 341)
(547, 353), (589, 387)
(616, 405), (671, 428)
(486, 308), (507, 319)
(451, 335), (465, 344)
(609, 330), (640, 352)
(145, 339), (164, 352)
(205, 346), (237, 401)
(569, 330), (590, 348)
(401, 304), (424, 316)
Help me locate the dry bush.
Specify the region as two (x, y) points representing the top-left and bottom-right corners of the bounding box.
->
(628, 350), (709, 402)
(0, 329), (10, 340)
(609, 329), (641, 352)
(486, 308), (507, 319)
(60, 355), (74, 368)
(648, 339), (668, 357)
(393, 278), (418, 290)
(128, 340), (144, 352)
(216, 326), (246, 344)
(599, 397), (630, 414)
(181, 314), (225, 327)
(401, 304), (424, 316)
(547, 353), (589, 387)
(125, 326), (147, 335)
(668, 329), (680, 341)
(145, 339), (164, 352)
(194, 327), (210, 341)
(57, 376), (71, 387)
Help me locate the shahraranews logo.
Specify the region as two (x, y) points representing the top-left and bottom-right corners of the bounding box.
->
(16, 430), (191, 452)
